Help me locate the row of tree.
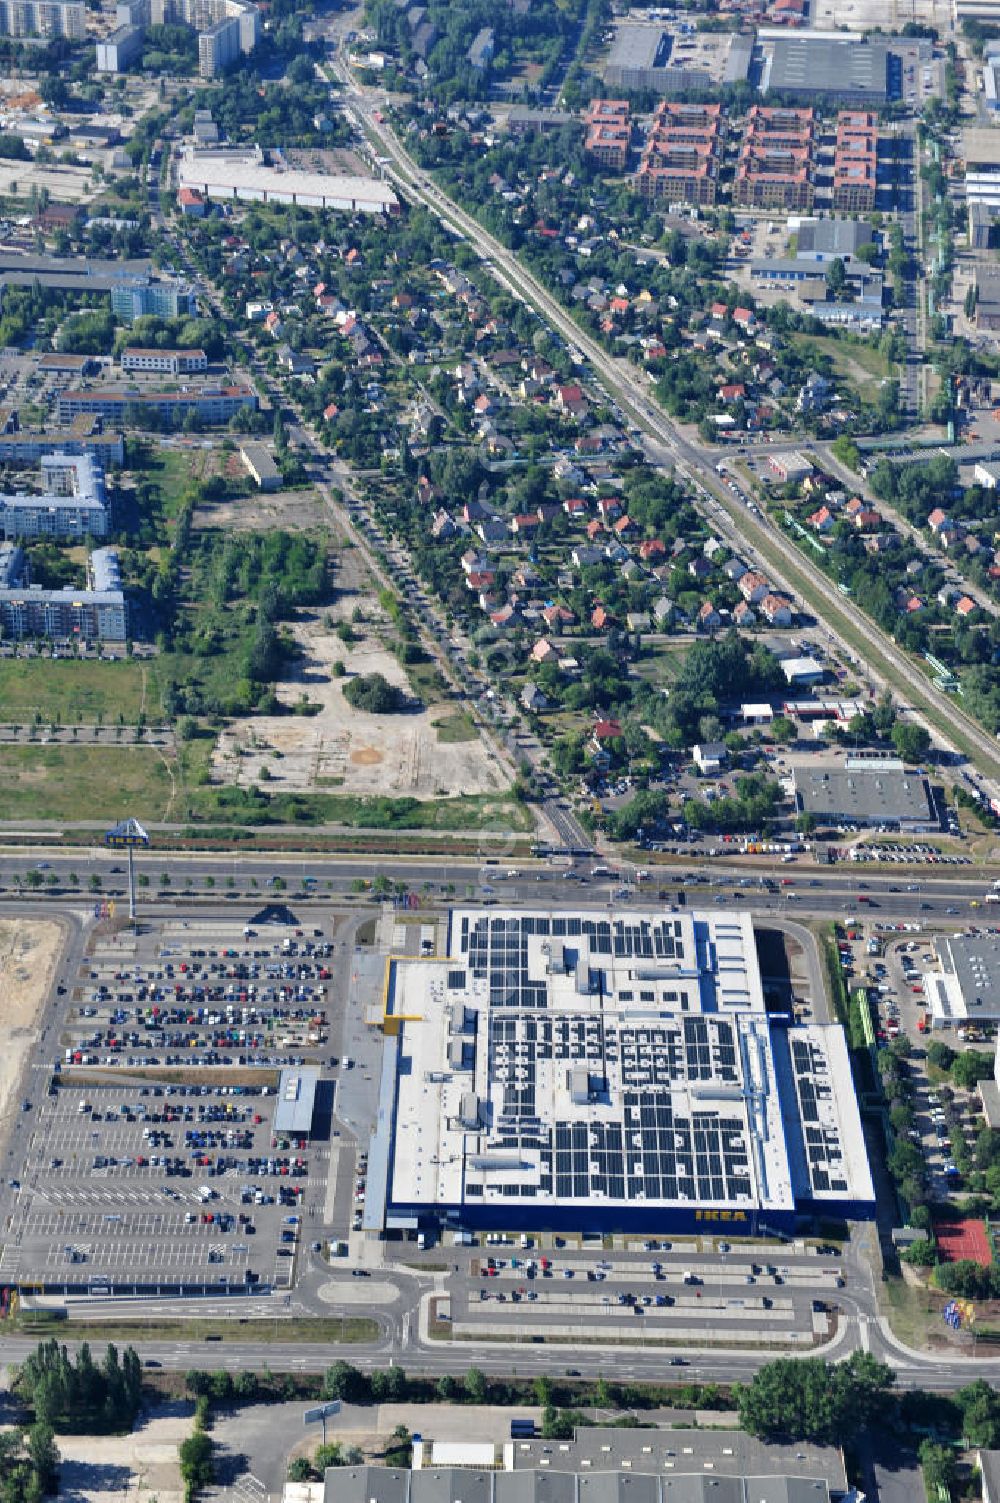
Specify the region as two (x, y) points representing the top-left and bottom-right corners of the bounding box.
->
(15, 1341), (142, 1434)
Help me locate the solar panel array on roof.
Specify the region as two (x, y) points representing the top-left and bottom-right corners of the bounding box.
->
(382, 906), (874, 1230)
(789, 1038), (848, 1195)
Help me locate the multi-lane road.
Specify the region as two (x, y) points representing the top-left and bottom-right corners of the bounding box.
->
(0, 848), (997, 924)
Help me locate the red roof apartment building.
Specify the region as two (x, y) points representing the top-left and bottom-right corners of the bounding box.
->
(636, 101), (723, 206)
(584, 100), (632, 171)
(832, 110), (877, 213)
(733, 106), (815, 211)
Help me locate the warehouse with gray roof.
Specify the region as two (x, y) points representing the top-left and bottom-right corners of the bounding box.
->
(792, 764), (936, 831)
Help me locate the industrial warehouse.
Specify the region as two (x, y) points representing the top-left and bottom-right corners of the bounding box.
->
(176, 144), (399, 214)
(366, 907), (874, 1238)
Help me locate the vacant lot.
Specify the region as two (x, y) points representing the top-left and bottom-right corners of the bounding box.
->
(0, 660), (150, 725)
(34, 1404), (188, 1503)
(0, 744), (178, 822)
(214, 607), (508, 799)
(193, 484), (328, 532)
(212, 538), (508, 802)
(0, 918), (63, 1149)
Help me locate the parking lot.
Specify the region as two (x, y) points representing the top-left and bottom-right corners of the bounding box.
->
(0, 917), (348, 1294)
(836, 922), (996, 1201)
(445, 1242), (846, 1346)
(63, 919), (336, 1072)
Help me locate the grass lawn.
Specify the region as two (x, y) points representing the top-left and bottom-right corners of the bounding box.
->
(633, 643), (688, 685)
(14, 1314), (380, 1343)
(187, 786), (534, 832)
(0, 744), (178, 822)
(880, 1274), (949, 1351)
(0, 660), (149, 725)
(790, 334), (893, 400)
(433, 711), (478, 744)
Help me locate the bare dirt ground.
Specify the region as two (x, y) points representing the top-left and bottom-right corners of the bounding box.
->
(41, 1405), (188, 1503)
(0, 919), (63, 1128)
(212, 546), (508, 800)
(193, 485), (329, 532)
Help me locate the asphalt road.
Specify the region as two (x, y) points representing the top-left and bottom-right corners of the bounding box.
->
(0, 850), (996, 924)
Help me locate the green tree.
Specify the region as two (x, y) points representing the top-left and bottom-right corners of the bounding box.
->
(321, 1362), (369, 1404)
(952, 1051), (994, 1090)
(179, 1428), (214, 1495)
(891, 722), (931, 763)
(901, 1238), (937, 1267)
(343, 673), (407, 714)
(918, 1439), (955, 1497)
(463, 1368), (487, 1405)
(957, 1379), (1000, 1447)
(26, 1422), (59, 1495)
(738, 1353), (893, 1445)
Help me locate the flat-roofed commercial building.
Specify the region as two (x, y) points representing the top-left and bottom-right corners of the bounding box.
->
(924, 934), (1000, 1029)
(321, 1424), (850, 1503)
(366, 906), (874, 1238)
(239, 442), (281, 490)
(605, 23), (752, 96)
(792, 765), (936, 831)
(177, 144), (398, 214)
(120, 347), (208, 374)
(273, 1066), (320, 1138)
(758, 33), (892, 105)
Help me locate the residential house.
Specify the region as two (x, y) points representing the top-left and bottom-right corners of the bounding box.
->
(638, 539), (667, 563)
(733, 600), (756, 627)
(542, 604), (576, 630)
(521, 683), (551, 712)
(697, 601), (722, 631)
(555, 383), (588, 418)
(738, 570), (769, 604)
(693, 741), (728, 773)
(760, 593), (793, 625)
(572, 545), (604, 568)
